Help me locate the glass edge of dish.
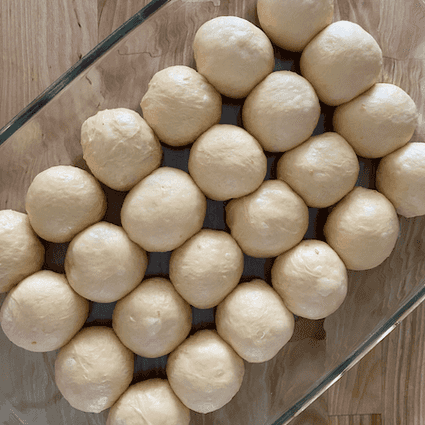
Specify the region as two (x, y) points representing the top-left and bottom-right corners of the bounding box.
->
(271, 281), (425, 425)
(0, 0), (172, 145)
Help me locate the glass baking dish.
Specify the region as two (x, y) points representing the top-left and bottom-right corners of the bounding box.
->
(1, 0), (424, 424)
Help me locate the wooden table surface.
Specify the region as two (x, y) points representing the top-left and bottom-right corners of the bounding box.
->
(1, 1), (425, 425)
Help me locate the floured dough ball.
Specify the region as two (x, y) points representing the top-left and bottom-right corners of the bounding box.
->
(166, 330), (245, 414)
(257, 0), (334, 52)
(271, 240), (348, 320)
(140, 65), (222, 146)
(25, 165), (107, 243)
(333, 83), (419, 158)
(80, 108), (162, 191)
(216, 279), (295, 363)
(193, 16), (274, 98)
(300, 21), (383, 106)
(376, 142), (425, 218)
(169, 229), (244, 309)
(112, 277), (192, 358)
(188, 124), (267, 201)
(226, 180), (309, 258)
(64, 221), (148, 303)
(106, 379), (190, 425)
(324, 187), (400, 270)
(0, 270), (89, 352)
(121, 167), (207, 252)
(55, 326), (134, 413)
(242, 71), (320, 152)
(277, 132), (359, 208)
(0, 210), (44, 293)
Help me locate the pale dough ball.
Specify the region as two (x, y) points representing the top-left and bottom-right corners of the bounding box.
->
(188, 124), (267, 201)
(216, 279), (295, 363)
(166, 329), (245, 414)
(226, 180), (309, 258)
(55, 326), (134, 413)
(80, 108), (162, 191)
(323, 186), (400, 270)
(0, 210), (45, 293)
(64, 221), (148, 303)
(376, 142), (425, 218)
(169, 229), (244, 309)
(271, 240), (348, 320)
(193, 16), (274, 99)
(277, 132), (359, 208)
(121, 167), (207, 252)
(0, 270), (89, 352)
(242, 71), (320, 152)
(257, 0), (334, 52)
(106, 379), (190, 425)
(300, 21), (383, 106)
(140, 65), (222, 146)
(112, 277), (192, 358)
(25, 165), (107, 243)
(333, 83), (419, 158)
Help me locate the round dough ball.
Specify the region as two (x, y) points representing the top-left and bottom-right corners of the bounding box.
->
(55, 326), (134, 413)
(25, 165), (107, 243)
(376, 142), (425, 218)
(226, 180), (309, 258)
(193, 16), (274, 98)
(242, 71), (320, 152)
(64, 221), (148, 303)
(257, 0), (334, 52)
(166, 329), (245, 414)
(300, 21), (383, 106)
(169, 229), (244, 309)
(121, 167), (207, 252)
(323, 186), (400, 271)
(80, 108), (162, 191)
(271, 240), (348, 320)
(0, 270), (89, 352)
(112, 277), (192, 358)
(188, 124), (267, 201)
(140, 65), (222, 147)
(277, 132), (359, 208)
(333, 83), (419, 158)
(216, 279), (295, 363)
(106, 379), (190, 425)
(0, 210), (45, 293)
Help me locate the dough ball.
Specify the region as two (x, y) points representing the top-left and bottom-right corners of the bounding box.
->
(226, 180), (309, 258)
(25, 165), (107, 243)
(271, 240), (348, 320)
(300, 21), (383, 106)
(55, 326), (134, 413)
(0, 270), (89, 352)
(277, 132), (359, 208)
(257, 0), (334, 52)
(112, 277), (192, 358)
(0, 210), (44, 293)
(188, 124), (267, 201)
(166, 329), (245, 414)
(169, 229), (244, 309)
(121, 167), (207, 252)
(333, 83), (419, 158)
(193, 16), (274, 98)
(64, 221), (148, 303)
(106, 379), (190, 425)
(80, 108), (162, 191)
(216, 279), (295, 363)
(242, 71), (320, 152)
(376, 142), (425, 218)
(323, 187), (400, 270)
(140, 65), (222, 147)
